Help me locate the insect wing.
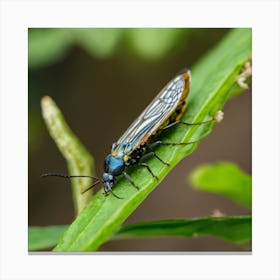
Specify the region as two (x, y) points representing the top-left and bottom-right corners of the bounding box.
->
(112, 70), (191, 156)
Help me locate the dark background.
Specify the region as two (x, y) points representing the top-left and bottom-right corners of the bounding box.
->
(28, 28), (251, 251)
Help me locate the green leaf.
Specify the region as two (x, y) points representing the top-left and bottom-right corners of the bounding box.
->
(41, 96), (94, 215)
(28, 225), (68, 251)
(52, 28), (251, 251)
(73, 28), (123, 58)
(28, 29), (72, 68)
(28, 216), (251, 250)
(114, 216), (251, 244)
(189, 162), (252, 209)
(127, 28), (186, 60)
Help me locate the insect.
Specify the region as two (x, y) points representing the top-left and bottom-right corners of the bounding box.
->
(42, 69), (223, 198)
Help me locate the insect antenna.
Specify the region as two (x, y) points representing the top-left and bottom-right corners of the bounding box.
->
(81, 180), (101, 194)
(41, 173), (99, 180)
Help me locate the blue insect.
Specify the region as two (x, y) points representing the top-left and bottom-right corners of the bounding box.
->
(42, 69), (223, 198)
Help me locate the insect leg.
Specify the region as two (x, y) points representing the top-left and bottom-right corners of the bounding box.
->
(162, 111), (224, 130)
(144, 138), (200, 165)
(141, 150), (170, 166)
(138, 162), (159, 180)
(152, 140), (198, 146)
(162, 119), (213, 130)
(123, 171), (139, 190)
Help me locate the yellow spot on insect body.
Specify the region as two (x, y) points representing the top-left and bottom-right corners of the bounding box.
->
(111, 151), (118, 157)
(123, 155), (129, 162)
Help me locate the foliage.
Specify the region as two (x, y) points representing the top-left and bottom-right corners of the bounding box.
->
(30, 28), (252, 251)
(189, 162), (252, 209)
(28, 28), (212, 67)
(28, 225), (68, 251)
(41, 97), (94, 214)
(114, 216), (251, 244)
(29, 215), (251, 250)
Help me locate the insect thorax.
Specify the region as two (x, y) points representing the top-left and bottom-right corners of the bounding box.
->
(104, 155), (125, 176)
(125, 143), (147, 165)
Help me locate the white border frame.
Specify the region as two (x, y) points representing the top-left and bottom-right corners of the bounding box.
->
(1, 0), (279, 279)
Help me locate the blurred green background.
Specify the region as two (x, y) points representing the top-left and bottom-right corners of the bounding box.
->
(28, 28), (251, 251)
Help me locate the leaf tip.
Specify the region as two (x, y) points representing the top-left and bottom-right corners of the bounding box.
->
(41, 95), (61, 123)
(41, 95), (52, 107)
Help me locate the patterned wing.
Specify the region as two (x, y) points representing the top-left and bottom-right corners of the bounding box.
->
(112, 70), (191, 156)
